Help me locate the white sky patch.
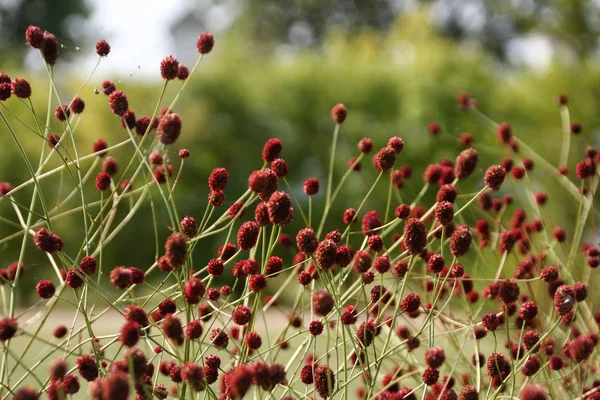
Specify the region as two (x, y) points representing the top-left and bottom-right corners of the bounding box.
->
(506, 34), (553, 72)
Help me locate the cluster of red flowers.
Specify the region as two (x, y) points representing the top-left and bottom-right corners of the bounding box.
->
(2, 23), (600, 400)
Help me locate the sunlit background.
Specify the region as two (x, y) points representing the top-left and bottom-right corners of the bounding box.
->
(0, 0), (599, 297)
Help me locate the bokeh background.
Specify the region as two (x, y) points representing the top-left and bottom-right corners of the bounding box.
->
(1, 0), (599, 299)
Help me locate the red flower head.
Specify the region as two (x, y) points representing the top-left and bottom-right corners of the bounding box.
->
(387, 136), (404, 153)
(183, 277), (206, 303)
(0, 318), (17, 341)
(160, 55), (179, 80)
(165, 232), (187, 268)
(55, 105), (70, 121)
(42, 31), (59, 65)
(403, 218), (427, 255)
(303, 178), (320, 195)
(553, 285), (575, 316)
(484, 165), (506, 190)
(108, 90), (128, 116)
(401, 293), (421, 313)
(435, 201), (454, 225)
(35, 279), (55, 299)
(449, 224), (472, 257)
(427, 122), (441, 135)
(375, 146), (396, 171)
(109, 266), (131, 289)
(455, 148), (478, 180)
(267, 191), (293, 225)
(11, 78), (31, 99)
(157, 113), (182, 145)
(497, 122), (512, 143)
(358, 137), (373, 153)
(95, 172), (111, 191)
(95, 39), (110, 56)
(119, 321), (140, 347)
(33, 227), (63, 253)
(76, 355), (98, 381)
(161, 314), (183, 342)
(209, 167), (228, 191)
(331, 103), (347, 124)
(186, 320), (203, 339)
(521, 384), (548, 400)
(312, 290), (334, 316)
(101, 80), (116, 95)
(233, 305), (252, 325)
(314, 365), (335, 398)
(26, 25), (44, 48)
(197, 32), (215, 54)
(262, 138), (283, 162)
(237, 221), (260, 250)
(177, 64), (190, 80)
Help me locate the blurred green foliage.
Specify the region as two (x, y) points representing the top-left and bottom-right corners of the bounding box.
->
(0, 11), (598, 301)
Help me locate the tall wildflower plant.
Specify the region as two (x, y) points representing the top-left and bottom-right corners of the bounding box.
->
(0, 26), (598, 400)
